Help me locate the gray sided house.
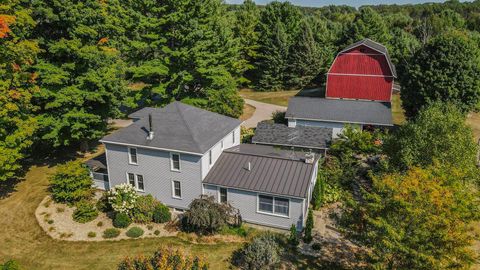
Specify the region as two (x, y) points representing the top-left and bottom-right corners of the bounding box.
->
(91, 101), (317, 230)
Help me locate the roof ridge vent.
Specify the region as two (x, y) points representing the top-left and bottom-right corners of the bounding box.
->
(245, 161), (251, 171)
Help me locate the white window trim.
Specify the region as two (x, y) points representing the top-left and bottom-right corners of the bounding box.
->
(172, 180), (182, 199)
(170, 152), (181, 172)
(128, 147), (138, 165)
(125, 172), (144, 192)
(256, 194), (290, 218)
(218, 187), (228, 203)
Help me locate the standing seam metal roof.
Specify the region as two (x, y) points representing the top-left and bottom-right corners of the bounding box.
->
(203, 144), (317, 198)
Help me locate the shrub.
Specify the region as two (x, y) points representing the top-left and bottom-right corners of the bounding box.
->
(103, 228), (120, 239)
(126, 227), (144, 238)
(288, 224), (299, 247)
(96, 192), (112, 213)
(56, 207), (65, 213)
(49, 161), (94, 204)
(72, 200), (99, 223)
(97, 221), (103, 227)
(152, 204), (171, 224)
(0, 260), (21, 270)
(117, 247), (208, 270)
(113, 212), (131, 228)
(87, 231), (96, 238)
(132, 194), (160, 223)
(107, 183), (138, 215)
(182, 196), (235, 235)
(154, 230), (160, 236)
(304, 209), (314, 243)
(233, 233), (281, 269)
(240, 126), (255, 143)
(271, 110), (287, 124)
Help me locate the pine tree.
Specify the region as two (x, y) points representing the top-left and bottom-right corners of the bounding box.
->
(303, 209), (314, 243)
(255, 1), (302, 91)
(234, 0), (260, 85)
(159, 0), (244, 117)
(344, 7), (391, 46)
(288, 224), (299, 247)
(287, 19), (328, 89)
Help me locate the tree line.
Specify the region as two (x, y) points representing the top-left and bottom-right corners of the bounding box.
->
(2, 0), (480, 181)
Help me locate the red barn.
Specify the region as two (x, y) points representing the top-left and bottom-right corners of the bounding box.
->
(326, 39), (396, 102)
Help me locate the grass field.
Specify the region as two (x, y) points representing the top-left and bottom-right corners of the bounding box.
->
(239, 89), (299, 107)
(0, 162), (241, 270)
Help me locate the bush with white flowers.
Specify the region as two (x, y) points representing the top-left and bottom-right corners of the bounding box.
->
(107, 183), (139, 215)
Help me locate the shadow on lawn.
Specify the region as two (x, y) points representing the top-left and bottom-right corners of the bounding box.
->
(0, 140), (104, 200)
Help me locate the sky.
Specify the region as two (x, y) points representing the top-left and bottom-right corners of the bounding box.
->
(226, 0), (460, 8)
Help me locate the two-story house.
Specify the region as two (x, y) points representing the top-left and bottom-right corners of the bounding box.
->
(88, 101), (318, 230)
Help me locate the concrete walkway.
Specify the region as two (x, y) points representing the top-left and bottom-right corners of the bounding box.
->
(242, 99), (287, 128)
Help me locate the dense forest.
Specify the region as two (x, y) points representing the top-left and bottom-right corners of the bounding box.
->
(1, 0), (480, 180)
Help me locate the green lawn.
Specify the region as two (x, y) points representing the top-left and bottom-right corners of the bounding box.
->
(0, 163), (241, 270)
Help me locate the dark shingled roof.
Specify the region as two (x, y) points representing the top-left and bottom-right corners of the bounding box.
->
(252, 121), (332, 150)
(203, 144), (318, 198)
(101, 102), (241, 154)
(85, 154), (107, 172)
(340, 38), (397, 77)
(286, 97), (393, 126)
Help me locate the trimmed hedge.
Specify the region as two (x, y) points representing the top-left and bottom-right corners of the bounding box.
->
(126, 227), (144, 238)
(113, 212), (131, 228)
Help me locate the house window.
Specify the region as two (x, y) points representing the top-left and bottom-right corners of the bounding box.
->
(127, 173), (144, 191)
(128, 147), (138, 164)
(258, 195), (289, 217)
(209, 150), (212, 165)
(219, 187), (227, 203)
(128, 173), (135, 186)
(171, 153), (180, 171)
(173, 181), (181, 198)
(137, 175), (144, 191)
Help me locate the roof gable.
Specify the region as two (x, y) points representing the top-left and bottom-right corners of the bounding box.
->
(337, 38), (397, 78)
(102, 102), (241, 154)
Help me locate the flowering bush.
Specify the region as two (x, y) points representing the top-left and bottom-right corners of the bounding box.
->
(107, 183), (138, 215)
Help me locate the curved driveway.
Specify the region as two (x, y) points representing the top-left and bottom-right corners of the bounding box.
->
(242, 99), (287, 128)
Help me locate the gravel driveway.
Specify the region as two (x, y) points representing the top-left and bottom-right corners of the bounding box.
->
(242, 99), (287, 128)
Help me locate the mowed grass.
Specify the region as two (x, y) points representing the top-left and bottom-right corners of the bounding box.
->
(239, 88), (299, 107)
(0, 164), (241, 270)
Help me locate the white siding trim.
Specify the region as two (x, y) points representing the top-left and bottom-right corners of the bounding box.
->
(128, 147), (138, 165)
(170, 152), (181, 172)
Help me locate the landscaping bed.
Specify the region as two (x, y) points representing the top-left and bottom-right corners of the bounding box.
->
(35, 194), (176, 241)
